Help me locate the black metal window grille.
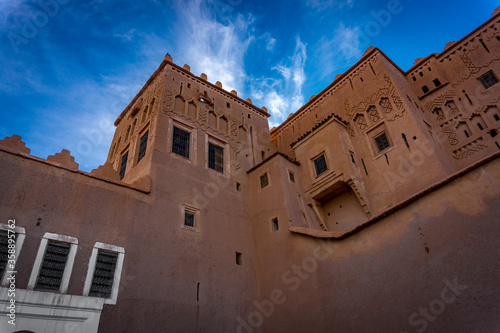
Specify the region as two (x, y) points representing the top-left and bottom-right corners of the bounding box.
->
(137, 131), (149, 163)
(89, 250), (118, 298)
(375, 133), (391, 152)
(35, 240), (71, 291)
(0, 231), (15, 279)
(208, 143), (224, 173)
(172, 127), (190, 158)
(120, 152), (128, 179)
(184, 212), (195, 227)
(314, 155), (328, 176)
(478, 71), (499, 89)
(260, 173), (269, 188)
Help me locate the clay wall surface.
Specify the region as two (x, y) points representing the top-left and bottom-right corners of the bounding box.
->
(248, 155), (500, 333)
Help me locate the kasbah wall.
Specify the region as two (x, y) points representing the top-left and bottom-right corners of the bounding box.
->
(0, 6), (499, 333)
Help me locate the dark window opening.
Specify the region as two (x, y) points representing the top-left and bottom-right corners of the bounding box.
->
(479, 38), (490, 53)
(350, 154), (355, 163)
(137, 131), (149, 163)
(89, 250), (118, 298)
(490, 129), (498, 138)
(208, 143), (224, 173)
(184, 211), (195, 227)
(288, 171), (295, 183)
(120, 152), (128, 180)
(172, 127), (190, 158)
(374, 133), (391, 152)
(477, 123), (484, 130)
(360, 77), (364, 82)
(419, 72), (423, 77)
(35, 241), (71, 291)
(314, 154), (328, 176)
(248, 114), (251, 119)
(260, 173), (269, 189)
(428, 67), (432, 72)
(412, 76), (416, 81)
(261, 151), (265, 160)
(478, 71), (499, 89)
(0, 230), (15, 279)
(227, 102), (231, 108)
(272, 218), (279, 232)
(433, 78), (441, 87)
(187, 83), (191, 88)
(236, 252), (242, 265)
(422, 85), (430, 94)
(236, 183), (241, 191)
(494, 114), (500, 121)
(464, 130), (470, 138)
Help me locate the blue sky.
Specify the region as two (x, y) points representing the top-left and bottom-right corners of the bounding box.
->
(1, 0), (498, 171)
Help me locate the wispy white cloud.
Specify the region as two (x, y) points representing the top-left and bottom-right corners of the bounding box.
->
(313, 22), (362, 80)
(173, 0), (254, 94)
(251, 36), (308, 128)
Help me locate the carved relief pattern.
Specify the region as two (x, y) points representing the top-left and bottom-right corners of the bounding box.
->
(452, 138), (487, 160)
(367, 106), (380, 123)
(446, 101), (459, 116)
(379, 97), (393, 114)
(354, 114), (367, 131)
(162, 90), (174, 115)
(440, 123), (459, 145)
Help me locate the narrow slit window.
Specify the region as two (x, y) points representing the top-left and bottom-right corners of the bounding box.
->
(89, 250), (118, 298)
(35, 241), (71, 291)
(120, 152), (128, 180)
(172, 127), (190, 158)
(208, 143), (224, 173)
(272, 218), (279, 232)
(236, 252), (242, 265)
(477, 123), (484, 130)
(313, 154), (328, 176)
(137, 131), (149, 163)
(288, 171), (295, 183)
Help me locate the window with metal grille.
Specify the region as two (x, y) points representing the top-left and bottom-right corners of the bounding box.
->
(478, 71), (499, 89)
(260, 173), (269, 188)
(89, 250), (118, 298)
(0, 231), (11, 279)
(35, 241), (71, 291)
(184, 211), (195, 227)
(172, 127), (190, 158)
(208, 143), (224, 173)
(137, 131), (149, 163)
(272, 218), (279, 231)
(314, 154), (328, 176)
(120, 152), (128, 179)
(374, 133), (391, 152)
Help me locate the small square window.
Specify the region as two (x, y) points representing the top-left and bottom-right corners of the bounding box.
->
(187, 83), (191, 88)
(137, 130), (149, 163)
(120, 152), (128, 179)
(208, 143), (224, 173)
(374, 132), (391, 152)
(260, 173), (269, 189)
(433, 78), (441, 88)
(227, 102), (231, 108)
(422, 85), (430, 94)
(313, 154), (328, 176)
(419, 72), (423, 77)
(184, 211), (195, 227)
(272, 218), (279, 232)
(288, 171), (295, 183)
(478, 71), (499, 89)
(236, 252), (242, 265)
(172, 126), (190, 158)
